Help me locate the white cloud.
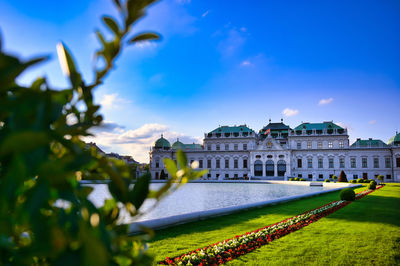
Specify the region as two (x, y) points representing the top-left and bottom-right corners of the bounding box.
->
(369, 120), (377, 125)
(336, 122), (352, 131)
(84, 123), (202, 163)
(318, 97), (334, 106)
(99, 93), (130, 109)
(133, 41), (158, 49)
(202, 10), (210, 18)
(217, 27), (247, 57)
(282, 108), (299, 117)
(241, 60), (252, 67)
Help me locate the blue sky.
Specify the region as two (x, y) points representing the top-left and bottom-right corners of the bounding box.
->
(1, 0), (399, 162)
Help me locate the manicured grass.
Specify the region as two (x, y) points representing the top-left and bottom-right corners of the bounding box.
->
(148, 184), (400, 265)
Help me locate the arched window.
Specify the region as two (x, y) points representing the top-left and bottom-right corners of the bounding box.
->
(254, 160), (262, 176)
(266, 160), (274, 176)
(277, 160), (286, 176)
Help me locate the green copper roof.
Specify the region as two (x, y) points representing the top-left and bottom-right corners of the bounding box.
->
(183, 144), (203, 150)
(209, 125), (254, 134)
(388, 132), (400, 145)
(351, 139), (388, 147)
(293, 122), (344, 131)
(154, 135), (171, 148)
(172, 139), (185, 149)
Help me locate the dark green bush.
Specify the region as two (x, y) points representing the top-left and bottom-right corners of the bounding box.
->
(324, 179), (331, 182)
(350, 179), (357, 183)
(340, 188), (356, 201)
(300, 178), (306, 181)
(294, 177), (299, 181)
(289, 178), (294, 181)
(338, 170), (348, 182)
(368, 183), (376, 190)
(370, 180), (377, 186)
(357, 178), (364, 183)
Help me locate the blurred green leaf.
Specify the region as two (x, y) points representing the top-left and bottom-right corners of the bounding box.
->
(127, 32), (160, 44)
(176, 149), (187, 169)
(163, 158), (178, 178)
(0, 131), (48, 156)
(128, 173), (150, 210)
(56, 42), (82, 90)
(102, 16), (120, 36)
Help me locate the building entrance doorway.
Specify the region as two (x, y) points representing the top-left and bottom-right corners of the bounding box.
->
(254, 160), (262, 176)
(277, 160), (286, 176)
(266, 160), (274, 176)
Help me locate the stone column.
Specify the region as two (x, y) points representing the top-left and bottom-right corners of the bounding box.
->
(262, 161), (266, 177)
(274, 160), (278, 177)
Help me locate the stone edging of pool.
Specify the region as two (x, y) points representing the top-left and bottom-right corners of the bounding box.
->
(128, 182), (361, 234)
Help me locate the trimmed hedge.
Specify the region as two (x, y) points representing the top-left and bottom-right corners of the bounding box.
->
(289, 178), (294, 181)
(340, 188), (356, 201)
(324, 179), (331, 182)
(368, 183), (376, 190)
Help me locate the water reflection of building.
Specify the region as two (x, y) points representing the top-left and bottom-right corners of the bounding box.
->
(149, 120), (400, 182)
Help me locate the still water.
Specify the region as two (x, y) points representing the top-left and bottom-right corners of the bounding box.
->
(87, 183), (330, 223)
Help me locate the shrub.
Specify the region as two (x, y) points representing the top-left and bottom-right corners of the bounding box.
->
(294, 177), (299, 181)
(332, 175), (338, 180)
(324, 179), (331, 182)
(289, 178), (294, 181)
(340, 188), (356, 201)
(300, 178), (306, 181)
(350, 179), (357, 183)
(357, 178), (364, 183)
(377, 175), (384, 184)
(368, 183), (376, 190)
(370, 180), (377, 186)
(338, 170), (348, 182)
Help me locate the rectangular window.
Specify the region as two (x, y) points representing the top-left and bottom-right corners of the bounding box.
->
(307, 141), (312, 149)
(234, 144), (238, 151)
(374, 157), (379, 168)
(385, 157), (391, 168)
(328, 141), (333, 148)
(351, 157), (356, 168)
(225, 173), (229, 178)
(318, 142), (322, 149)
(199, 160), (203, 168)
(207, 145), (211, 151)
(155, 161), (159, 168)
(307, 158), (313, 168)
(234, 159), (238, 169)
(225, 144), (229, 151)
(362, 157), (368, 168)
(234, 174), (238, 178)
(339, 157), (345, 168)
(216, 144), (220, 151)
(308, 174), (313, 179)
(298, 174), (302, 178)
(243, 159), (248, 168)
(243, 144), (247, 150)
(318, 158), (323, 168)
(339, 141), (344, 148)
(329, 158), (334, 168)
(387, 174), (392, 179)
(225, 159), (229, 169)
(216, 159), (220, 169)
(353, 174), (358, 179)
(318, 174), (323, 179)
(207, 159), (211, 168)
(297, 142), (301, 149)
(397, 157), (400, 168)
(297, 158), (302, 168)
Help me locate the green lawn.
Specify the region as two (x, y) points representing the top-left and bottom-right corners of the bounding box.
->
(148, 184), (400, 265)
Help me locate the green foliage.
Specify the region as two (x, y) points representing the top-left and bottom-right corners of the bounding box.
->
(370, 180), (377, 186)
(340, 188), (356, 201)
(368, 183), (376, 190)
(289, 178), (294, 181)
(350, 179), (357, 184)
(294, 177), (299, 181)
(0, 0), (205, 264)
(332, 175), (338, 180)
(377, 175), (384, 184)
(357, 178), (364, 183)
(338, 170), (348, 182)
(299, 178), (306, 181)
(324, 179), (331, 183)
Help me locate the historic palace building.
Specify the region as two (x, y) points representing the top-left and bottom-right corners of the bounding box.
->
(149, 120), (400, 182)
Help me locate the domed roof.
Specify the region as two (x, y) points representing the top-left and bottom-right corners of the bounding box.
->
(154, 134), (171, 149)
(172, 139), (185, 150)
(388, 132), (400, 145)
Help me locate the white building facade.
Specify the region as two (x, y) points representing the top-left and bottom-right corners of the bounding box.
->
(149, 121), (400, 182)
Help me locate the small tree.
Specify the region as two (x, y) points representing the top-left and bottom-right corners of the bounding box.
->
(332, 175), (338, 181)
(338, 170), (348, 182)
(377, 175), (384, 184)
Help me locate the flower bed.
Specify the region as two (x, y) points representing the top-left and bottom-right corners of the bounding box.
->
(159, 186), (383, 265)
